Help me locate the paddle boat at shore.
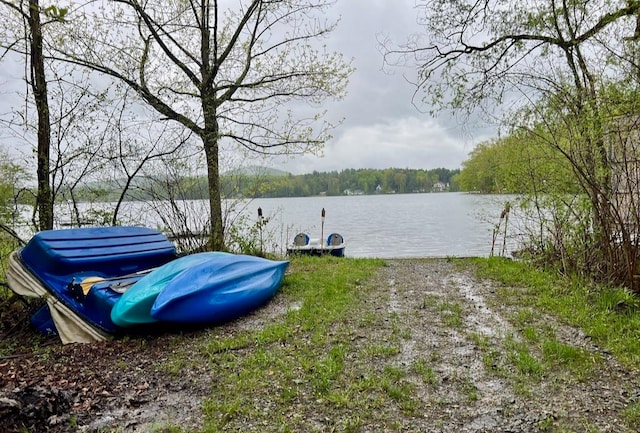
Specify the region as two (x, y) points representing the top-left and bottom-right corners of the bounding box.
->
(286, 207), (346, 257)
(287, 232), (346, 257)
(6, 226), (288, 344)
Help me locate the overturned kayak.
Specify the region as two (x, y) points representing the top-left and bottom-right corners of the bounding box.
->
(111, 252), (288, 327)
(151, 253), (289, 324)
(110, 252), (232, 327)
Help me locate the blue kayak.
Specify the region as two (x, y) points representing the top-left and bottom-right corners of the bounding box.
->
(151, 254), (289, 324)
(111, 252), (289, 327)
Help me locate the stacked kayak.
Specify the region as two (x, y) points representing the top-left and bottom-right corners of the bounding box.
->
(111, 252), (289, 327)
(6, 226), (289, 344)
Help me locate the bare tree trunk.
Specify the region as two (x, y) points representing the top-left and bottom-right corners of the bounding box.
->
(199, 1), (223, 251)
(28, 0), (53, 231)
(202, 109), (224, 251)
(203, 142), (224, 250)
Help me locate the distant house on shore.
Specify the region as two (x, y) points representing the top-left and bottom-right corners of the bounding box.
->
(343, 189), (364, 196)
(432, 182), (448, 192)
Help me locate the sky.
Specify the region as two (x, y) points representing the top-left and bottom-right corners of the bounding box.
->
(0, 0), (497, 175)
(274, 0), (496, 175)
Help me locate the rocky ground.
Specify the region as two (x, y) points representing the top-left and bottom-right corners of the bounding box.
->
(0, 259), (638, 432)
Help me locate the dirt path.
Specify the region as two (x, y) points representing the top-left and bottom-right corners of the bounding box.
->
(370, 260), (639, 432)
(1, 259), (639, 432)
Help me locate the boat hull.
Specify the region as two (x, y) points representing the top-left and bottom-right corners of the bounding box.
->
(110, 252), (232, 327)
(151, 255), (289, 323)
(112, 252), (288, 326)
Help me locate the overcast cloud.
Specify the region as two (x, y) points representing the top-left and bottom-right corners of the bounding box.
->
(0, 1), (496, 174)
(275, 0), (496, 174)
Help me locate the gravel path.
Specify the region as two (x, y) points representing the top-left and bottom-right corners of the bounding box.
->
(369, 260), (639, 432)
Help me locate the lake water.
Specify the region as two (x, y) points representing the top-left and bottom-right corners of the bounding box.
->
(48, 192), (520, 258)
(240, 193), (519, 258)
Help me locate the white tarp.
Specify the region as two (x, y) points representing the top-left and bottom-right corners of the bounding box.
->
(6, 251), (110, 344)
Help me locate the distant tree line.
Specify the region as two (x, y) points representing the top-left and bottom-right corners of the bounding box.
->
(63, 167), (460, 202)
(227, 167), (461, 198)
